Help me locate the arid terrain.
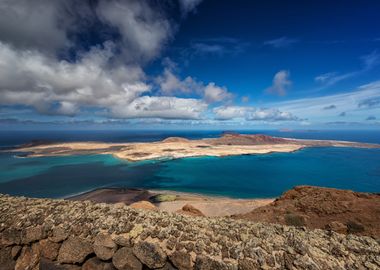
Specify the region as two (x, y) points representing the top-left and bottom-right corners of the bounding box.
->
(69, 188), (273, 217)
(69, 185), (380, 240)
(11, 133), (380, 162)
(234, 185), (380, 239)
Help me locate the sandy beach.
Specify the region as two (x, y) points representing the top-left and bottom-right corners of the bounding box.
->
(68, 187), (273, 217)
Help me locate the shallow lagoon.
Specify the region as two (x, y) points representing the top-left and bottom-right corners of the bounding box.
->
(0, 146), (379, 198)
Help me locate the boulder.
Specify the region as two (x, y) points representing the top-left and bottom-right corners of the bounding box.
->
(93, 233), (117, 260)
(11, 245), (22, 259)
(57, 236), (93, 264)
(1, 228), (21, 246)
(40, 258), (81, 270)
(22, 225), (45, 244)
(195, 255), (237, 270)
(112, 247), (142, 270)
(129, 201), (157, 211)
(133, 241), (167, 269)
(15, 244), (40, 270)
(113, 234), (131, 247)
(0, 246), (16, 270)
(49, 227), (69, 243)
(169, 250), (193, 270)
(82, 257), (116, 270)
(177, 204), (205, 217)
(40, 239), (61, 260)
(325, 221), (347, 234)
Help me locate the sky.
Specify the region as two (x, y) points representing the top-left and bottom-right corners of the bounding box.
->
(0, 0), (379, 130)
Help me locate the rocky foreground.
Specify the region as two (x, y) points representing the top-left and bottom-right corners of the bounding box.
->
(1, 194), (380, 270)
(234, 186), (380, 240)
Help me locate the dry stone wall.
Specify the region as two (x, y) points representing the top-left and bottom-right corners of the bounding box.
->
(0, 194), (379, 270)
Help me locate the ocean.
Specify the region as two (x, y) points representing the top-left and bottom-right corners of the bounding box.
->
(0, 130), (379, 198)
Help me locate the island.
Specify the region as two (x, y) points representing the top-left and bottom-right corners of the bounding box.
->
(11, 133), (380, 161)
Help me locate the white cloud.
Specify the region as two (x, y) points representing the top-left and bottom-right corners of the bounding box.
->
(266, 70), (291, 96)
(315, 51), (380, 87)
(96, 0), (172, 62)
(0, 1), (213, 121)
(111, 96), (207, 119)
(213, 106), (300, 121)
(203, 83), (233, 103)
(156, 63), (233, 103)
(272, 81), (380, 123)
(156, 68), (202, 95)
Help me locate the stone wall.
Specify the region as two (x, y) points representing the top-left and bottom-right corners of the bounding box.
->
(0, 194), (379, 270)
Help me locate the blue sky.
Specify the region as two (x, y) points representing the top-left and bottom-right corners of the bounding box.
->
(0, 0), (379, 130)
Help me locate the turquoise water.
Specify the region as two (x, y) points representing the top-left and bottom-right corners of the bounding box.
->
(0, 146), (379, 198)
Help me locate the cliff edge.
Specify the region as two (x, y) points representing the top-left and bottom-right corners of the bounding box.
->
(1, 194), (379, 270)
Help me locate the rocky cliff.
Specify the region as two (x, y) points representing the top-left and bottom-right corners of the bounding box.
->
(1, 194), (379, 270)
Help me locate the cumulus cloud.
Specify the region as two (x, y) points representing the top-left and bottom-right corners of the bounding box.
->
(156, 62), (233, 103)
(111, 96), (207, 119)
(0, 0), (70, 53)
(266, 70), (291, 96)
(96, 0), (172, 62)
(203, 83), (233, 103)
(0, 0), (212, 120)
(0, 41), (152, 116)
(213, 106), (300, 121)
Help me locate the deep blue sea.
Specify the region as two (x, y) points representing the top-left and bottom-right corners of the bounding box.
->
(0, 130), (379, 198)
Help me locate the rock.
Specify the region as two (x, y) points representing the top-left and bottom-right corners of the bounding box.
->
(0, 246), (16, 270)
(195, 255), (237, 270)
(112, 247), (142, 270)
(50, 227), (69, 243)
(1, 228), (21, 246)
(11, 245), (22, 259)
(15, 244), (40, 270)
(40, 258), (81, 270)
(238, 258), (260, 270)
(169, 250), (193, 270)
(129, 201), (157, 211)
(57, 236), (93, 264)
(326, 221), (347, 234)
(82, 257), (116, 270)
(40, 239), (60, 260)
(113, 234), (131, 247)
(22, 225), (45, 244)
(133, 241), (167, 269)
(129, 224), (144, 239)
(93, 233), (117, 260)
(177, 204), (205, 217)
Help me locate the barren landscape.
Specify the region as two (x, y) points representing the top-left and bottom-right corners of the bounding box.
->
(12, 133), (380, 162)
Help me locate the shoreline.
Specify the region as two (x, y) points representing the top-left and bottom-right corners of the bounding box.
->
(66, 186), (274, 217)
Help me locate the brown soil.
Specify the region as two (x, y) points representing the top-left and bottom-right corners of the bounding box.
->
(233, 186), (380, 239)
(209, 134), (289, 145)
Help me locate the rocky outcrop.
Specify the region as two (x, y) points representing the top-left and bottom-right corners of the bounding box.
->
(0, 194), (379, 270)
(234, 185), (380, 239)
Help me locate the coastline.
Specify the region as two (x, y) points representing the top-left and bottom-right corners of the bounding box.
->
(67, 186), (274, 217)
(8, 133), (380, 162)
